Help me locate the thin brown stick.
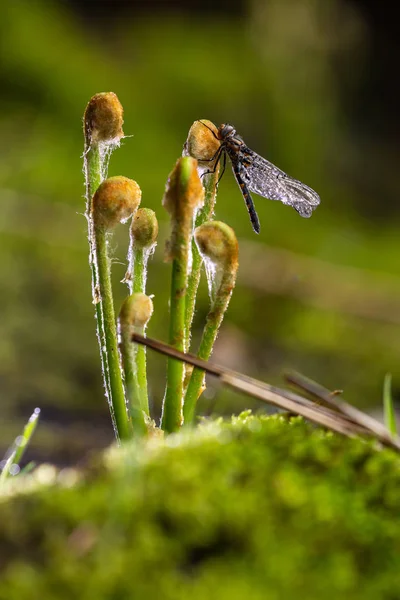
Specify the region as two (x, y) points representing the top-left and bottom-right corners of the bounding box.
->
(132, 333), (400, 451)
(285, 371), (400, 449)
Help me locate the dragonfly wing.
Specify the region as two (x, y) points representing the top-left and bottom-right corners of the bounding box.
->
(239, 147), (320, 218)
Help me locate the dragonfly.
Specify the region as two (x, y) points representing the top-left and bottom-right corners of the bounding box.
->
(197, 121), (320, 234)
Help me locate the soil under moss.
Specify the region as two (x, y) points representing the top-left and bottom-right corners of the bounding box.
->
(0, 413), (399, 600)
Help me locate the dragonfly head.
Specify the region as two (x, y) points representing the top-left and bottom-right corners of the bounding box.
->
(218, 124), (236, 140)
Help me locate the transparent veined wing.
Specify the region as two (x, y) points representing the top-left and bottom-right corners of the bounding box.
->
(238, 146), (320, 218)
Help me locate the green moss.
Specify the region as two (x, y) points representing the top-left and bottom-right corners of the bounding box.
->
(1, 415), (400, 599)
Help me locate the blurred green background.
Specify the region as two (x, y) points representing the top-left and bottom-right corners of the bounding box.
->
(1, 0), (399, 464)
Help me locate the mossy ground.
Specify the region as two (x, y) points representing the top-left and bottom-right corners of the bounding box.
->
(1, 414), (400, 599)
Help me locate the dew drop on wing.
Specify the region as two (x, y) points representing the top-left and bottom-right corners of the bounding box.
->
(293, 202), (313, 218)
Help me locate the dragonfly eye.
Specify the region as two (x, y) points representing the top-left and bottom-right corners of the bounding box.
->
(220, 124), (236, 139)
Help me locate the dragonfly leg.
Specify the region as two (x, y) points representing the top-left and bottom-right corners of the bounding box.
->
(200, 147), (224, 178)
(216, 151), (226, 184)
